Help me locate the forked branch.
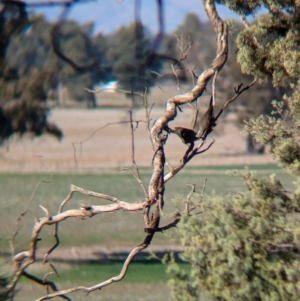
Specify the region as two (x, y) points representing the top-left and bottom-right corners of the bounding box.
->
(7, 1), (252, 300)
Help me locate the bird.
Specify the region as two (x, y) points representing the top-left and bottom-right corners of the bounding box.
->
(166, 126), (199, 144)
(166, 96), (216, 144)
(196, 96), (216, 139)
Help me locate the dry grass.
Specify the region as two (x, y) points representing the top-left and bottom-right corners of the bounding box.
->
(0, 102), (275, 174)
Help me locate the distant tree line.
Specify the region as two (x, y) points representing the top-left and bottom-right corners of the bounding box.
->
(0, 1), (287, 152)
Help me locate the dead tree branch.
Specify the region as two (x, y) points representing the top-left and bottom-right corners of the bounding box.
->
(35, 231), (156, 301)
(9, 184), (147, 295)
(214, 79), (256, 121)
(71, 117), (147, 168)
(22, 271), (71, 301)
(6, 1), (256, 300)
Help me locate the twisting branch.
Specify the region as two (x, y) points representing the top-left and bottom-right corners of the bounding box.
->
(50, 4), (108, 74)
(166, 0), (228, 105)
(9, 185), (147, 295)
(165, 77), (255, 179)
(7, 1), (255, 300)
(149, 0), (227, 226)
(35, 230), (157, 301)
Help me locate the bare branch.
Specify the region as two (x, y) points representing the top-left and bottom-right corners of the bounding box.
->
(11, 174), (52, 257)
(9, 184), (147, 293)
(147, 4), (227, 192)
(71, 117), (147, 168)
(128, 107), (148, 198)
(36, 229), (158, 301)
(186, 184), (196, 214)
(163, 140), (215, 183)
(215, 79), (256, 122)
(142, 89), (155, 148)
(144, 212), (181, 233)
(50, 4), (109, 74)
(22, 271), (72, 301)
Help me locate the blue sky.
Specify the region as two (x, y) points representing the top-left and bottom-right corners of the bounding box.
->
(32, 0), (239, 35)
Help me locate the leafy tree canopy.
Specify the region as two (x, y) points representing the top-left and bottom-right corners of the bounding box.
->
(107, 22), (162, 103)
(165, 1), (300, 301)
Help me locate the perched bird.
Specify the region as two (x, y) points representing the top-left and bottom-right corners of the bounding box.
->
(166, 126), (199, 144)
(196, 96), (216, 139)
(166, 96), (216, 144)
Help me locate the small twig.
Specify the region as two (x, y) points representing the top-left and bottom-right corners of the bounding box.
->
(171, 63), (181, 92)
(21, 271), (71, 301)
(165, 159), (175, 174)
(196, 139), (215, 154)
(163, 139), (214, 183)
(199, 178), (208, 203)
(144, 213), (181, 233)
(39, 205), (50, 218)
(71, 119), (147, 168)
(175, 34), (193, 61)
(186, 184), (196, 215)
(129, 107), (148, 198)
(215, 79), (256, 122)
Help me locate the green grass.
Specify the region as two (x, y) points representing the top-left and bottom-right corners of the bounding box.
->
(0, 165), (294, 252)
(0, 165), (295, 301)
(14, 262), (183, 301)
(21, 262), (186, 284)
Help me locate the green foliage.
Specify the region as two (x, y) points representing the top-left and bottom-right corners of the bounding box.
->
(166, 4), (300, 299)
(0, 6), (111, 142)
(58, 20), (108, 105)
(216, 0), (261, 16)
(163, 253), (198, 301)
(245, 84), (300, 176)
(0, 1), (28, 71)
(235, 1), (300, 87)
(107, 22), (161, 103)
(0, 6), (62, 142)
(167, 169), (300, 301)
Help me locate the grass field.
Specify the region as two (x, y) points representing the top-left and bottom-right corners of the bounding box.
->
(0, 165), (294, 252)
(0, 104), (293, 300)
(12, 262), (179, 301)
(0, 165), (295, 301)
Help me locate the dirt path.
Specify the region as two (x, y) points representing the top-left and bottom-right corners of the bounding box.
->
(0, 107), (275, 173)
